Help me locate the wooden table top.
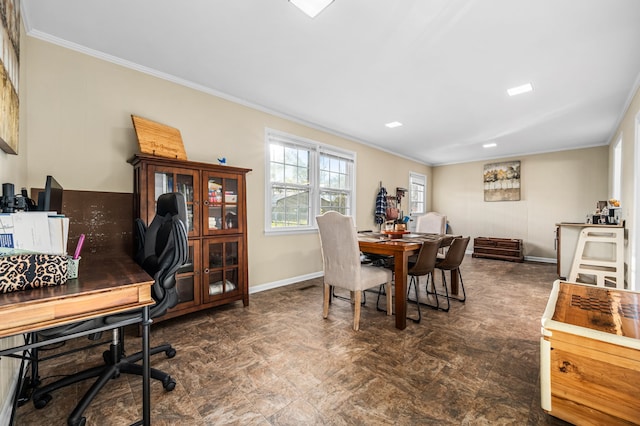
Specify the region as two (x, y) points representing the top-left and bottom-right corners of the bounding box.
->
(548, 281), (640, 340)
(358, 232), (454, 243)
(0, 255), (154, 338)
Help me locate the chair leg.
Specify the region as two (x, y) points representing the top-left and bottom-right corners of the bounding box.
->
(376, 284), (386, 312)
(438, 270), (451, 312)
(376, 283), (392, 313)
(407, 276), (422, 323)
(436, 268), (466, 304)
(410, 273), (441, 311)
(32, 329), (177, 425)
(323, 283), (330, 319)
(353, 291), (362, 331)
(449, 268), (466, 302)
(385, 281), (392, 316)
(331, 286), (366, 305)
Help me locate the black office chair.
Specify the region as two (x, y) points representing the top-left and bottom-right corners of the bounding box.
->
(31, 192), (189, 426)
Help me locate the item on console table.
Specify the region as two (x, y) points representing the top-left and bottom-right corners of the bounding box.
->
(0, 253), (68, 293)
(381, 230), (409, 239)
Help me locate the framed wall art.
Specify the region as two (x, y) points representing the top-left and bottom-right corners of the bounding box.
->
(483, 161), (521, 202)
(0, 0), (20, 155)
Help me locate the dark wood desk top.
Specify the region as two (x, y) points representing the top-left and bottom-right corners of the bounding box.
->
(0, 255), (154, 338)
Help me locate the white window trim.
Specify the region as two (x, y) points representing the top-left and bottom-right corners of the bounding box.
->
(612, 135), (622, 201)
(264, 128), (357, 235)
(409, 171), (427, 216)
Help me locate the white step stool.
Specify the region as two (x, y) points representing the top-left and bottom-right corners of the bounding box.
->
(568, 226), (624, 289)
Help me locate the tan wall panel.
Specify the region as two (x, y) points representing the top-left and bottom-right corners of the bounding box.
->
(432, 147), (609, 259)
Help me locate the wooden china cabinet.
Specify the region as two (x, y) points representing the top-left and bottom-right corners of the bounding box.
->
(129, 153), (251, 321)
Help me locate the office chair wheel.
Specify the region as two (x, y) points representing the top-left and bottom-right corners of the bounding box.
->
(69, 417), (86, 426)
(165, 348), (176, 358)
(33, 393), (52, 409)
(163, 375), (176, 391)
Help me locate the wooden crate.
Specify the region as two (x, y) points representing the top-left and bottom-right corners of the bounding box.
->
(472, 237), (523, 262)
(541, 281), (640, 425)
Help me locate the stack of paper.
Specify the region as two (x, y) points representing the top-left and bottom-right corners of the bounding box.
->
(0, 212), (69, 255)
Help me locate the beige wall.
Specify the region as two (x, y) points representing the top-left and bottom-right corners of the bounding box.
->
(608, 84), (640, 289)
(22, 36), (430, 287)
(432, 146), (609, 260)
(0, 23), (29, 424)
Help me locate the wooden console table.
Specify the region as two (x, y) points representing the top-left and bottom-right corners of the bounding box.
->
(540, 280), (640, 425)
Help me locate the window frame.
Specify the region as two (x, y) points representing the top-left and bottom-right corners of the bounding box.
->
(612, 136), (622, 201)
(409, 172), (427, 216)
(264, 128), (356, 235)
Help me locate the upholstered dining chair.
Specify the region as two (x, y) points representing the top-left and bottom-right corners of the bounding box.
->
(416, 212), (447, 234)
(316, 211), (393, 331)
(415, 212), (447, 258)
(406, 238), (442, 322)
(429, 236), (470, 312)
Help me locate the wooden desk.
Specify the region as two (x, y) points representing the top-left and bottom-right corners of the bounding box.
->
(540, 281), (640, 425)
(358, 233), (455, 330)
(0, 256), (154, 425)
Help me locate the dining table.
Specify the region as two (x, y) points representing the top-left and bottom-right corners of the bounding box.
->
(358, 232), (458, 330)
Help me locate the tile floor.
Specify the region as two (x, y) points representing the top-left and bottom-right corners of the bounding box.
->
(15, 255), (572, 425)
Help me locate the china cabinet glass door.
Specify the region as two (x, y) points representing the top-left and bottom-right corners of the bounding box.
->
(203, 172), (242, 235)
(171, 240), (201, 309)
(202, 237), (242, 303)
(151, 166), (200, 237)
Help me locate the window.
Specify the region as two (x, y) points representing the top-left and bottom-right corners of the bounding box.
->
(265, 129), (355, 233)
(409, 172), (426, 215)
(612, 136), (622, 201)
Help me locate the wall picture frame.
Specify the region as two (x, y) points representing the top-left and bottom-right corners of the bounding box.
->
(483, 161), (521, 201)
(0, 0), (20, 155)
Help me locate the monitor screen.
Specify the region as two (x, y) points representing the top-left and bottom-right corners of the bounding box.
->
(38, 175), (64, 213)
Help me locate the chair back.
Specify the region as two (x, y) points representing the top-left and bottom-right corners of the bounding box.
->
(416, 212), (446, 234)
(131, 192), (189, 318)
(316, 211), (362, 291)
(437, 236), (470, 270)
(408, 239), (441, 276)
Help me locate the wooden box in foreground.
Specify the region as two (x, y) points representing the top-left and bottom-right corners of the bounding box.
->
(540, 281), (640, 425)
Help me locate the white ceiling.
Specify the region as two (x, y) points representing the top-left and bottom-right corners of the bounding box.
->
(21, 0), (640, 165)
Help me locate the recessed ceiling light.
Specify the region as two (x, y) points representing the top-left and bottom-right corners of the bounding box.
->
(507, 83), (533, 97)
(385, 121), (403, 128)
(290, 0), (334, 18)
(483, 143), (497, 148)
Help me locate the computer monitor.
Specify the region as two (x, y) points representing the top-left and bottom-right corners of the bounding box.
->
(37, 175), (64, 213)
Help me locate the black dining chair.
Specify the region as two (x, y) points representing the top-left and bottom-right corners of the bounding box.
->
(406, 238), (442, 322)
(428, 236), (470, 312)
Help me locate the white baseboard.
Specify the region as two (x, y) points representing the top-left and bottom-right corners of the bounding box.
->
(249, 255), (557, 295)
(249, 271), (323, 294)
(524, 256), (556, 263)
